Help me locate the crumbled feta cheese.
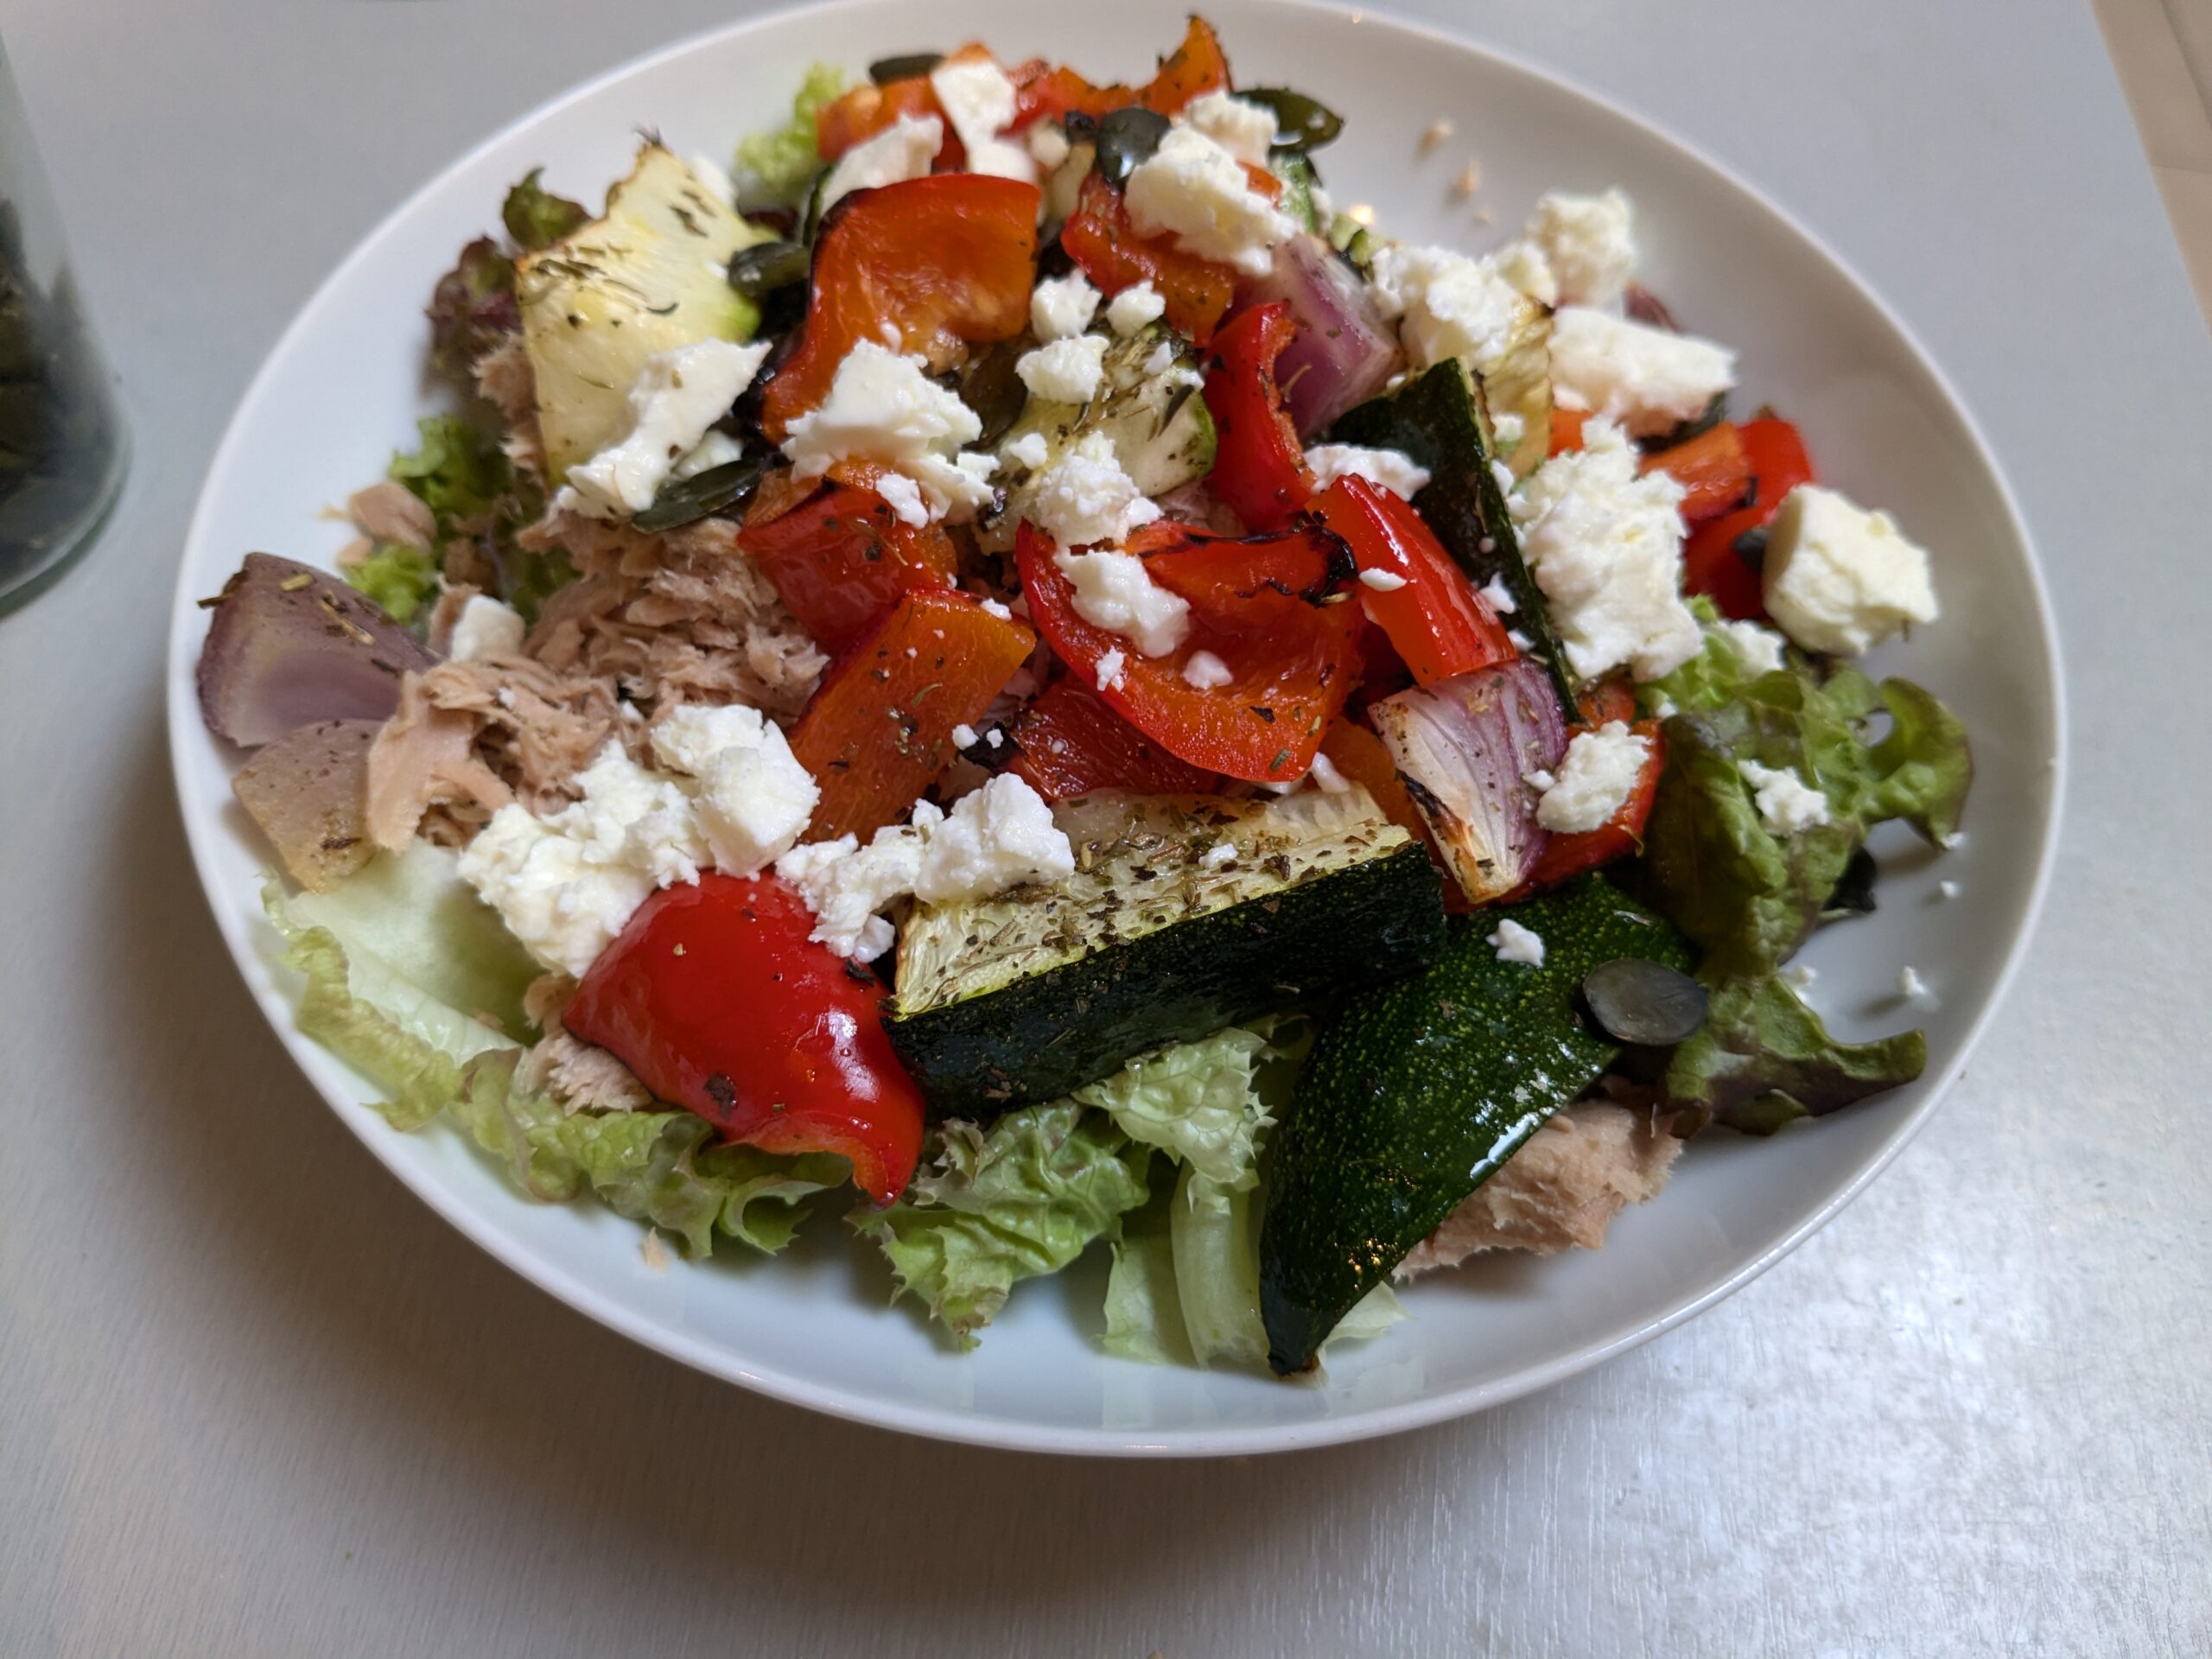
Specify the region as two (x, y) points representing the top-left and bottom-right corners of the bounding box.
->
(1490, 238), (1558, 306)
(1366, 243), (1535, 378)
(457, 744), (708, 975)
(650, 703), (818, 877)
(950, 723), (978, 749)
(1937, 879), (1961, 900)
(1713, 618), (1787, 676)
(1025, 430), (1162, 547)
(872, 472), (930, 528)
(1030, 270), (1102, 342)
(1509, 417), (1700, 680)
(978, 596), (1014, 620)
(1200, 841), (1238, 869)
(1001, 430), (1052, 471)
(1524, 188), (1637, 308)
(929, 55), (1034, 182)
(1027, 121), (1071, 170)
(1507, 628), (1535, 652)
(1106, 281), (1167, 335)
(1124, 125), (1296, 277)
(1897, 964), (1930, 1001)
(912, 774), (1075, 903)
(1141, 340), (1179, 377)
(1095, 646), (1128, 690)
(1487, 918), (1546, 966)
(1534, 721), (1650, 833)
(1357, 568), (1409, 592)
(1478, 574), (1517, 614)
(774, 810), (937, 960)
(1304, 442), (1433, 499)
(1181, 649), (1234, 690)
(1548, 307), (1736, 437)
(1782, 963), (1818, 990)
(1490, 411), (1526, 454)
(1309, 751), (1351, 794)
(1183, 89), (1280, 166)
(448, 594), (525, 663)
(1940, 830), (1967, 851)
(1738, 760), (1832, 836)
(1054, 545), (1192, 655)
(1491, 459), (1517, 497)
(820, 114), (943, 213)
(780, 339), (996, 523)
(1017, 334), (1109, 403)
(1761, 484), (1940, 656)
(556, 340), (771, 519)
(986, 728), (1005, 748)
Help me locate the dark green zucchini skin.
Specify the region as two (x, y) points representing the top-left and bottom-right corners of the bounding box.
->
(885, 842), (1446, 1119)
(1332, 360), (1580, 711)
(1258, 877), (1694, 1375)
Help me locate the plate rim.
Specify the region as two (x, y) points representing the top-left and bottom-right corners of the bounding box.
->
(164, 0), (2068, 1458)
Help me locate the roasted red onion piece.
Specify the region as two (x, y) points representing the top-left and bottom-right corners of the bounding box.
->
(1241, 235), (1403, 439)
(198, 552), (436, 747)
(1368, 658), (1567, 905)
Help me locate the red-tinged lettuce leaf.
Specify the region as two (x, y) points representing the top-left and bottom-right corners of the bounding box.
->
(1663, 972), (1926, 1135)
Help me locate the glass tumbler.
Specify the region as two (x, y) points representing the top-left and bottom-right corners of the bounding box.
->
(0, 35), (125, 613)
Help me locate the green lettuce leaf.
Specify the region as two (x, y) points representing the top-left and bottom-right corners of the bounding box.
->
(342, 541), (441, 627)
(1865, 678), (1972, 842)
(1100, 1190), (1190, 1365)
(500, 168), (588, 252)
(270, 849), (836, 1250)
(733, 62), (846, 209)
(853, 1103), (1152, 1348)
(1071, 1026), (1274, 1190)
(1664, 973), (1926, 1135)
(390, 414), (509, 529)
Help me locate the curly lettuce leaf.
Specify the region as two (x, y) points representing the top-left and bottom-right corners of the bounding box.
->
(390, 414), (509, 529)
(343, 541), (440, 626)
(732, 62), (846, 209)
(501, 168), (588, 252)
(1664, 973), (1926, 1135)
(427, 235), (519, 384)
(853, 1103), (1152, 1348)
(270, 849), (836, 1250)
(1071, 1026), (1274, 1190)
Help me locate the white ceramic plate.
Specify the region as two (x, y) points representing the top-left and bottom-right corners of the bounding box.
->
(166, 0), (2063, 1456)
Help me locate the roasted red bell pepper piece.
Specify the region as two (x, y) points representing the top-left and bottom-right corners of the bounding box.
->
(788, 587), (1036, 842)
(1201, 302), (1315, 532)
(1061, 172), (1237, 346)
(738, 463), (958, 653)
(1007, 16), (1230, 130)
(1575, 676), (1637, 728)
(564, 873), (925, 1205)
(1137, 16), (1233, 115)
(816, 75), (964, 168)
(761, 175), (1039, 439)
(1516, 719), (1666, 893)
(1681, 416), (1815, 620)
(1640, 421), (1752, 524)
(1312, 474), (1516, 684)
(1015, 520), (1360, 784)
(1548, 406), (1588, 455)
(1008, 674), (1220, 800)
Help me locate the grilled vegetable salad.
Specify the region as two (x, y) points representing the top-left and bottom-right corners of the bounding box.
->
(198, 20), (1969, 1375)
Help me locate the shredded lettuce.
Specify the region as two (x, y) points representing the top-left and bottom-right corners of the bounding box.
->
(342, 541), (441, 627)
(1071, 1026), (1274, 1190)
(267, 847), (837, 1252)
(852, 1103), (1152, 1348)
(733, 62), (846, 209)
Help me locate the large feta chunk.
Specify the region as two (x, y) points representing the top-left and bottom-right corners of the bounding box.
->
(1105, 280), (1167, 335)
(1509, 417), (1700, 681)
(1711, 617), (1787, 676)
(929, 55), (1034, 182)
(779, 339), (997, 523)
(1024, 430), (1162, 547)
(448, 594), (525, 663)
(1303, 442), (1432, 499)
(1761, 484), (1940, 656)
(1490, 237), (1559, 306)
(1016, 334), (1109, 403)
(650, 703), (818, 876)
(1533, 721), (1649, 833)
(1365, 243), (1532, 378)
(1030, 270), (1102, 341)
(1124, 125), (1297, 277)
(1524, 188), (1637, 308)
(774, 811), (934, 961)
(819, 114), (943, 213)
(456, 743), (707, 976)
(1183, 90), (1280, 166)
(1052, 544), (1192, 656)
(1548, 306), (1735, 437)
(556, 339), (771, 520)
(912, 774), (1075, 903)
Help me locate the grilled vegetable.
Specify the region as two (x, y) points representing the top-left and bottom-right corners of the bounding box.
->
(517, 143), (773, 478)
(995, 323), (1217, 513)
(1258, 876), (1694, 1373)
(1240, 234), (1402, 436)
(1332, 359), (1577, 709)
(886, 789), (1446, 1116)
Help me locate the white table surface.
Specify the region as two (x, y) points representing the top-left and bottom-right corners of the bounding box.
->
(2, 1), (2207, 1653)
